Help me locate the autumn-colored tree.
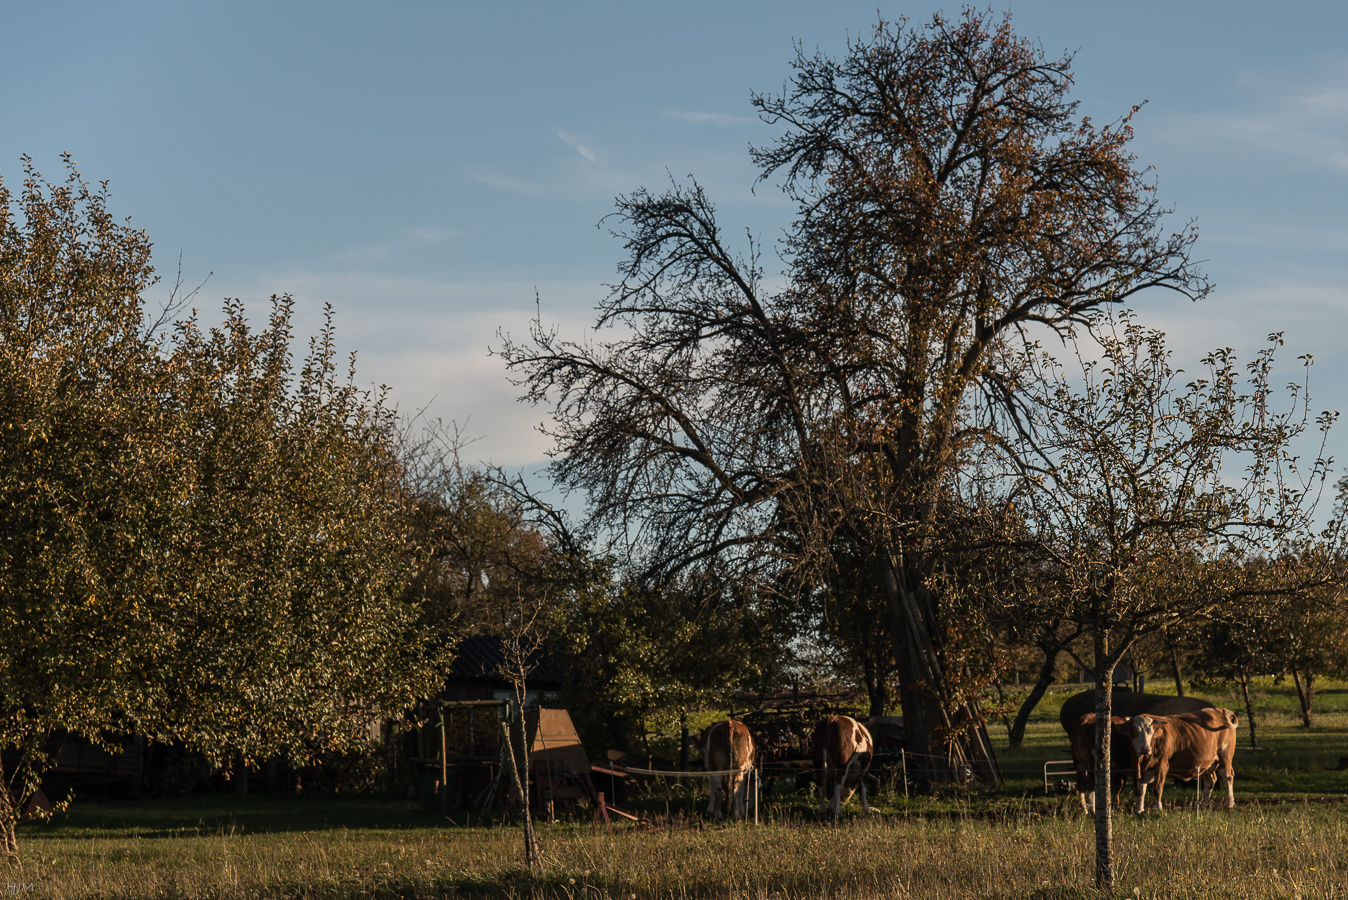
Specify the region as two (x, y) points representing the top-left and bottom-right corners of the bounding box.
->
(500, 10), (1209, 786)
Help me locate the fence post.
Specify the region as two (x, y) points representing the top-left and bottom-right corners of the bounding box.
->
(440, 704), (448, 816)
(902, 749), (909, 801)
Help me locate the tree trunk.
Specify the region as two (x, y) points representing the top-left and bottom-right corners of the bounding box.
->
(862, 657), (888, 717)
(1091, 649), (1118, 894)
(876, 558), (1001, 787)
(499, 705), (541, 869)
(992, 680), (1014, 741)
(0, 778), (17, 857)
(679, 713), (689, 772)
(1237, 666), (1260, 750)
(1008, 647), (1059, 750)
(1290, 668), (1314, 728)
(1166, 631), (1185, 697)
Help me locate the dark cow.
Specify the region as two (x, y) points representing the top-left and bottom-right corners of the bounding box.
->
(1058, 689), (1213, 810)
(810, 715), (873, 817)
(1058, 689), (1214, 734)
(1066, 713), (1132, 813)
(701, 719), (755, 821)
(1129, 707), (1239, 813)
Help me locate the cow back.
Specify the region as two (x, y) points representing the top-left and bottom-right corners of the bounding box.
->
(703, 719), (754, 772)
(1059, 690), (1213, 736)
(810, 715), (873, 770)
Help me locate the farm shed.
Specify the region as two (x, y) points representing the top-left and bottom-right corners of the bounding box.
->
(438, 634), (567, 703)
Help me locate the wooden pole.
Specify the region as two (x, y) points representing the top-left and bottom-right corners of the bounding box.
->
(440, 704), (449, 817)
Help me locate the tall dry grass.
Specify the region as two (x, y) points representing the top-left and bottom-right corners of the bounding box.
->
(6, 802), (1345, 899)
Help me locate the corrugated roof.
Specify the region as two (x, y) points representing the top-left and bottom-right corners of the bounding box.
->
(446, 634), (566, 687)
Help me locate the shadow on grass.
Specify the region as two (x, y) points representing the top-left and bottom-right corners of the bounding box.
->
(21, 793), (480, 839)
(353, 871), (1108, 900)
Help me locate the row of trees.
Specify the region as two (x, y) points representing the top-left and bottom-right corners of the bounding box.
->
(496, 11), (1347, 891)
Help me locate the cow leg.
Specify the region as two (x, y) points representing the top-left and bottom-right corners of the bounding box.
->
(706, 775), (721, 819)
(1153, 763), (1168, 813)
(831, 780), (844, 816)
(1134, 767), (1157, 815)
(1198, 768), (1216, 806)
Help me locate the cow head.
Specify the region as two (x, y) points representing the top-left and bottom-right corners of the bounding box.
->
(1129, 714), (1158, 758)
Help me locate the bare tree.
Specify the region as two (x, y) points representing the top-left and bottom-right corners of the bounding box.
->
(500, 10), (1208, 783)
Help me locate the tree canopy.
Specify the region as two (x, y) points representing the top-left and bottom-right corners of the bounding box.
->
(0, 158), (439, 853)
(500, 9), (1210, 782)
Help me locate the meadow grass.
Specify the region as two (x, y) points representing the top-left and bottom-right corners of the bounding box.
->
(9, 800), (1347, 899)
(7, 680), (1345, 899)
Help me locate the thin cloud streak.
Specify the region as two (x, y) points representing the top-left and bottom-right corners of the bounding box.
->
(556, 128), (600, 164)
(662, 109), (754, 126)
(1163, 59), (1348, 173)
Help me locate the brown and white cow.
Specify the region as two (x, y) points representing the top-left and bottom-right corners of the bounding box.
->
(1128, 707), (1239, 813)
(701, 719), (755, 821)
(810, 715), (873, 818)
(1067, 713), (1133, 813)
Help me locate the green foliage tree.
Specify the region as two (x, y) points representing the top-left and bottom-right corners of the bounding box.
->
(156, 296), (436, 768)
(978, 316), (1333, 889)
(0, 157), (177, 852)
(1192, 614), (1278, 747)
(554, 561), (778, 756)
(1259, 585), (1348, 727)
(0, 158), (437, 853)
(500, 10), (1210, 784)
(806, 550), (899, 717)
(398, 420), (558, 641)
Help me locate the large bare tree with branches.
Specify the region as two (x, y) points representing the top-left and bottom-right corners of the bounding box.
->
(500, 10), (1209, 782)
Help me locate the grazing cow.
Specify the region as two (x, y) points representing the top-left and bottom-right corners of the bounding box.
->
(701, 719), (755, 821)
(1128, 707), (1239, 813)
(810, 715), (873, 818)
(1066, 713), (1132, 813)
(1058, 690), (1213, 810)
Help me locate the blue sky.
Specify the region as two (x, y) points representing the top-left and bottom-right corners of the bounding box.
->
(4, 2), (1346, 497)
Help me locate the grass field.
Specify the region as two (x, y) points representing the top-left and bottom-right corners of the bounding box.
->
(6, 679), (1346, 899)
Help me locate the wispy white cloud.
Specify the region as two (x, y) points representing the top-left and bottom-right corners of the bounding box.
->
(556, 128), (600, 164)
(1129, 278), (1348, 376)
(329, 227), (463, 265)
(1164, 58), (1348, 173)
(662, 109), (754, 126)
(186, 266), (603, 467)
